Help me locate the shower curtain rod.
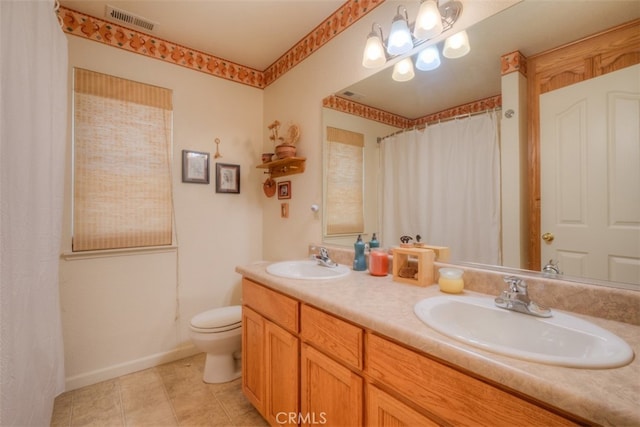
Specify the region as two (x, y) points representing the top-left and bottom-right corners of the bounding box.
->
(377, 107), (502, 143)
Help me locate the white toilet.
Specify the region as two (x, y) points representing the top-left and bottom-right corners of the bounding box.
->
(189, 305), (242, 383)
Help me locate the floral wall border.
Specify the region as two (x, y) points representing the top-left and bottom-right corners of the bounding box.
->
(323, 94), (502, 129)
(322, 94), (412, 128)
(59, 7), (265, 88)
(264, 0), (384, 85)
(58, 0), (385, 89)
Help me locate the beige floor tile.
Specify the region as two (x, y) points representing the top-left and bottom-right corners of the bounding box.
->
(50, 392), (73, 427)
(70, 379), (124, 427)
(51, 354), (266, 427)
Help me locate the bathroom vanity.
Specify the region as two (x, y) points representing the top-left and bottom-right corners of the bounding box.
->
(236, 261), (640, 426)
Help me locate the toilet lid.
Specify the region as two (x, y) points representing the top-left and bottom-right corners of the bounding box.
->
(190, 305), (242, 329)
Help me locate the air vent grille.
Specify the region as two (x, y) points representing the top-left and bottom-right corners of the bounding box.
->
(105, 5), (158, 33)
(340, 90), (365, 101)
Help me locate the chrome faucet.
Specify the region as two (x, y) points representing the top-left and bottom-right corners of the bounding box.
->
(542, 259), (561, 275)
(494, 276), (552, 318)
(311, 247), (338, 268)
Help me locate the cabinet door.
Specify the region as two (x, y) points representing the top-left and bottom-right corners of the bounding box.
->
(265, 320), (299, 426)
(301, 343), (362, 427)
(367, 384), (439, 427)
(242, 306), (265, 416)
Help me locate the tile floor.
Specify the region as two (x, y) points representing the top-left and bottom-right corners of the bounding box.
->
(50, 353), (268, 427)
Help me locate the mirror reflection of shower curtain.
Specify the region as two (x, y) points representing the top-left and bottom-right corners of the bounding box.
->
(380, 112), (501, 265)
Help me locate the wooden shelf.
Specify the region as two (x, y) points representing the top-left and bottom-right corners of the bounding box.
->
(256, 156), (306, 179)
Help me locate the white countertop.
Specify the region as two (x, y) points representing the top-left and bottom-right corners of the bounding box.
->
(236, 261), (640, 426)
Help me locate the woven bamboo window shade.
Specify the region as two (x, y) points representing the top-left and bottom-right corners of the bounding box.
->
(73, 68), (173, 251)
(325, 127), (364, 235)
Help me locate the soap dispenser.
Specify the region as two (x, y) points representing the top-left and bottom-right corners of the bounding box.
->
(369, 233), (379, 249)
(353, 235), (367, 271)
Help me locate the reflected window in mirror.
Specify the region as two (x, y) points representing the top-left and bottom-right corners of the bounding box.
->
(325, 127), (364, 236)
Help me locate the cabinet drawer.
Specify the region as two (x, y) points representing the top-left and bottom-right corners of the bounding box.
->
(367, 333), (577, 426)
(242, 278), (299, 333)
(301, 304), (363, 370)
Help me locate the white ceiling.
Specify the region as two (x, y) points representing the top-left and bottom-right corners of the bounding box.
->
(60, 1), (640, 118)
(59, 0), (345, 71)
(341, 0), (640, 119)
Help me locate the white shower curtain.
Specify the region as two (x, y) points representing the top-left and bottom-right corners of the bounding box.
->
(380, 112), (501, 265)
(1, 1), (68, 425)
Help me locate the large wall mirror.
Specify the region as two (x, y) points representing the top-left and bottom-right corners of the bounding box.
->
(322, 0), (640, 289)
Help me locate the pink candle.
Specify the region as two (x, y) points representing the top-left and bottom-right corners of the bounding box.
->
(369, 250), (389, 276)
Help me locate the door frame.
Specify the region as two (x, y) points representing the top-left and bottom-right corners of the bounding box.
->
(526, 19), (640, 271)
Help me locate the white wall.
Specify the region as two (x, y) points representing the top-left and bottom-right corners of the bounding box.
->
(59, 36), (264, 390)
(500, 71), (529, 268)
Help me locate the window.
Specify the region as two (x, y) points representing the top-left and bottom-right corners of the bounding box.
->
(325, 127), (364, 235)
(72, 68), (173, 251)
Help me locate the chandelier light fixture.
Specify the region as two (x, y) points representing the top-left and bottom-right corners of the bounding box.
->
(362, 0), (470, 81)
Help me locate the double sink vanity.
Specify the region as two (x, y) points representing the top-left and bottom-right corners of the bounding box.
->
(236, 246), (639, 426)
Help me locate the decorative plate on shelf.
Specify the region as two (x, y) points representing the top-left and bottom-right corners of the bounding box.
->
(283, 124), (300, 145)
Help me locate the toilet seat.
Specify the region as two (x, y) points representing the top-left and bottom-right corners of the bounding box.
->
(190, 305), (241, 333)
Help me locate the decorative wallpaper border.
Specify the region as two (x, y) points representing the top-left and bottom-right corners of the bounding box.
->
(501, 50), (527, 76)
(58, 0), (385, 89)
(264, 0), (384, 85)
(322, 95), (412, 128)
(323, 94), (502, 129)
(59, 7), (265, 88)
(412, 95), (502, 127)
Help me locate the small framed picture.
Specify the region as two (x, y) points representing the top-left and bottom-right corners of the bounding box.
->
(278, 181), (291, 199)
(215, 163), (240, 194)
(182, 150), (210, 184)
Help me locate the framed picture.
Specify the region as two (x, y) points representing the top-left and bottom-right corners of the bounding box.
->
(215, 163), (240, 193)
(182, 150), (210, 184)
(278, 181), (291, 199)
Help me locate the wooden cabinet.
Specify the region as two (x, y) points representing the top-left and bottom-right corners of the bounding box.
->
(241, 306), (266, 414)
(242, 279), (299, 426)
(367, 384), (439, 427)
(242, 276), (582, 427)
(300, 343), (362, 427)
(367, 333), (577, 426)
(300, 304), (363, 370)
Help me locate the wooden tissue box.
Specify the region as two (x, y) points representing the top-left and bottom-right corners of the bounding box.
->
(392, 247), (435, 287)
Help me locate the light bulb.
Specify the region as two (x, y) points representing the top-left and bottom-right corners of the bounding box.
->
(362, 31), (386, 68)
(392, 58), (415, 82)
(413, 0), (443, 40)
(415, 46), (441, 71)
(387, 12), (413, 55)
(443, 30), (470, 58)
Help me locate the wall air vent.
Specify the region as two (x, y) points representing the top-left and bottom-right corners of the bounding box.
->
(340, 90), (365, 101)
(105, 5), (158, 33)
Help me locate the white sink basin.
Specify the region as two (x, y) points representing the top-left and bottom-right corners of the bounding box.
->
(266, 260), (351, 280)
(414, 295), (634, 368)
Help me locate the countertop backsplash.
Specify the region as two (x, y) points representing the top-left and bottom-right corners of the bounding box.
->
(308, 243), (640, 325)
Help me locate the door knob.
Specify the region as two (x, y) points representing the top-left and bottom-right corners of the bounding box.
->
(542, 232), (554, 243)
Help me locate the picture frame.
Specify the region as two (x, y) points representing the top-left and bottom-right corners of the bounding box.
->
(215, 163), (240, 193)
(182, 150), (210, 184)
(278, 181), (291, 199)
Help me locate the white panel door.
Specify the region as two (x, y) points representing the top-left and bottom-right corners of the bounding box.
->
(540, 64), (640, 285)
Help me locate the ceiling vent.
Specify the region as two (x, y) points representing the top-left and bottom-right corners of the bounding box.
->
(105, 5), (158, 33)
(340, 90), (365, 101)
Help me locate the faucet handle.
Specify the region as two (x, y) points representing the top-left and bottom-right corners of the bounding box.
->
(319, 247), (330, 260)
(503, 276), (527, 293)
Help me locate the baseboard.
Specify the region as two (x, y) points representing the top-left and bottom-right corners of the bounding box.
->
(64, 344), (200, 392)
